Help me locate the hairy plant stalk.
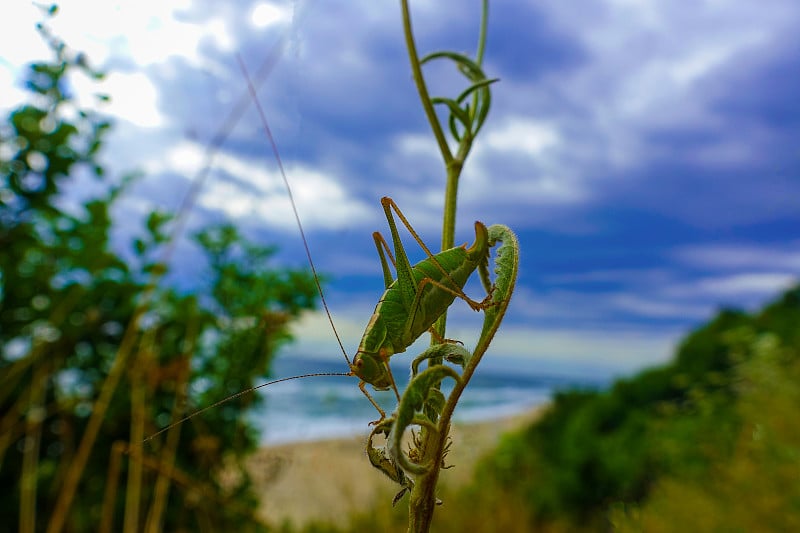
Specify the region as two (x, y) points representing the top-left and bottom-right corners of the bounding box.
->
(399, 1), (494, 530)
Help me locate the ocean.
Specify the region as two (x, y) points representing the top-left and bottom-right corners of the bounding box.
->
(251, 354), (609, 444)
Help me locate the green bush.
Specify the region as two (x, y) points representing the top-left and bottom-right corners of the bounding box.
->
(469, 285), (800, 531)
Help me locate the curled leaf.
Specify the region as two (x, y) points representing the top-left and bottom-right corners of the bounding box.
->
(388, 365), (460, 475)
(419, 49), (495, 143)
(366, 421), (414, 502)
(476, 224), (519, 353)
(411, 343), (473, 376)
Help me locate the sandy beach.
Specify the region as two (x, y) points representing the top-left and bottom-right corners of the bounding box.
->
(246, 407), (543, 528)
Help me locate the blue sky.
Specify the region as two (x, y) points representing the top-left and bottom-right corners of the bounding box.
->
(2, 1), (799, 377)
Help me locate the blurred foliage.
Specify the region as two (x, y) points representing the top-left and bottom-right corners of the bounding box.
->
(465, 285), (800, 531)
(1, 9), (316, 532)
(611, 329), (800, 532)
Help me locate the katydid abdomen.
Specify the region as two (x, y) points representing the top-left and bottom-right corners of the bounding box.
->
(352, 220), (489, 390)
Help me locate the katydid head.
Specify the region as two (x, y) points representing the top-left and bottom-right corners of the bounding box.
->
(351, 349), (394, 390)
(351, 310), (398, 390)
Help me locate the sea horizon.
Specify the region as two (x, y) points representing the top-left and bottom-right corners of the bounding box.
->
(250, 354), (611, 445)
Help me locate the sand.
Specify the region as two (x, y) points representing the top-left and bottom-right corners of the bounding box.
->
(245, 407), (543, 528)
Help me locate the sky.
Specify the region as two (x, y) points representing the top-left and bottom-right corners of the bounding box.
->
(2, 0), (799, 378)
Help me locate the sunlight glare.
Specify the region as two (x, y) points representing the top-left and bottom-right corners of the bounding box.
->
(101, 72), (164, 128)
(250, 2), (291, 28)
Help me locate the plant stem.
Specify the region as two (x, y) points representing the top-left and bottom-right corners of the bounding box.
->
(399, 2), (492, 531)
(476, 0), (488, 66)
(400, 0), (452, 168)
(399, 3), (447, 530)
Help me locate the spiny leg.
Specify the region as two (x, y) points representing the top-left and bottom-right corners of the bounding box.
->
(427, 326), (464, 346)
(373, 231), (397, 289)
(409, 276), (496, 325)
(381, 353), (403, 404)
(374, 229), (496, 311)
(380, 196), (491, 311)
(358, 380), (387, 423)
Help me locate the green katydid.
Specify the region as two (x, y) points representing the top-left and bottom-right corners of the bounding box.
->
(347, 196), (492, 417)
(143, 58), (494, 443)
(226, 56), (496, 422)
(143, 196), (491, 443)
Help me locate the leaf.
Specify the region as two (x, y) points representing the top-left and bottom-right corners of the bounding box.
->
(419, 49), (496, 147)
(366, 422), (414, 497)
(411, 343), (473, 376)
(476, 224), (519, 356)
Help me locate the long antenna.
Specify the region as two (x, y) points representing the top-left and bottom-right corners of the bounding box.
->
(143, 372), (349, 443)
(163, 35), (289, 268)
(236, 54), (351, 367)
(142, 53), (358, 445)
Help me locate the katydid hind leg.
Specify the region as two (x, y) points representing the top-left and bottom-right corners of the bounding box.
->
(380, 196), (492, 311)
(380, 197), (418, 310)
(373, 232), (396, 289)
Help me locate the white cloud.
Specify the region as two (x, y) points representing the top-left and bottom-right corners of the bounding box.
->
(514, 174), (588, 204)
(457, 117), (588, 209)
(507, 285), (714, 325)
(0, 67), (27, 114)
(395, 133), (441, 162)
(0, 4), (52, 68)
(484, 118), (560, 156)
(192, 146), (373, 231)
(483, 325), (679, 373)
(691, 273), (797, 298)
(674, 243), (800, 271)
(609, 294), (711, 319)
(94, 72), (165, 128)
(164, 141), (208, 176)
(1, 1), (248, 78)
(669, 44), (738, 87)
(61, 0), (234, 68)
(546, 268), (671, 285)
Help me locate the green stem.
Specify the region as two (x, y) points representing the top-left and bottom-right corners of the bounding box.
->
(399, 2), (492, 531)
(476, 0), (488, 67)
(400, 0), (452, 167)
(431, 160), (461, 341)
